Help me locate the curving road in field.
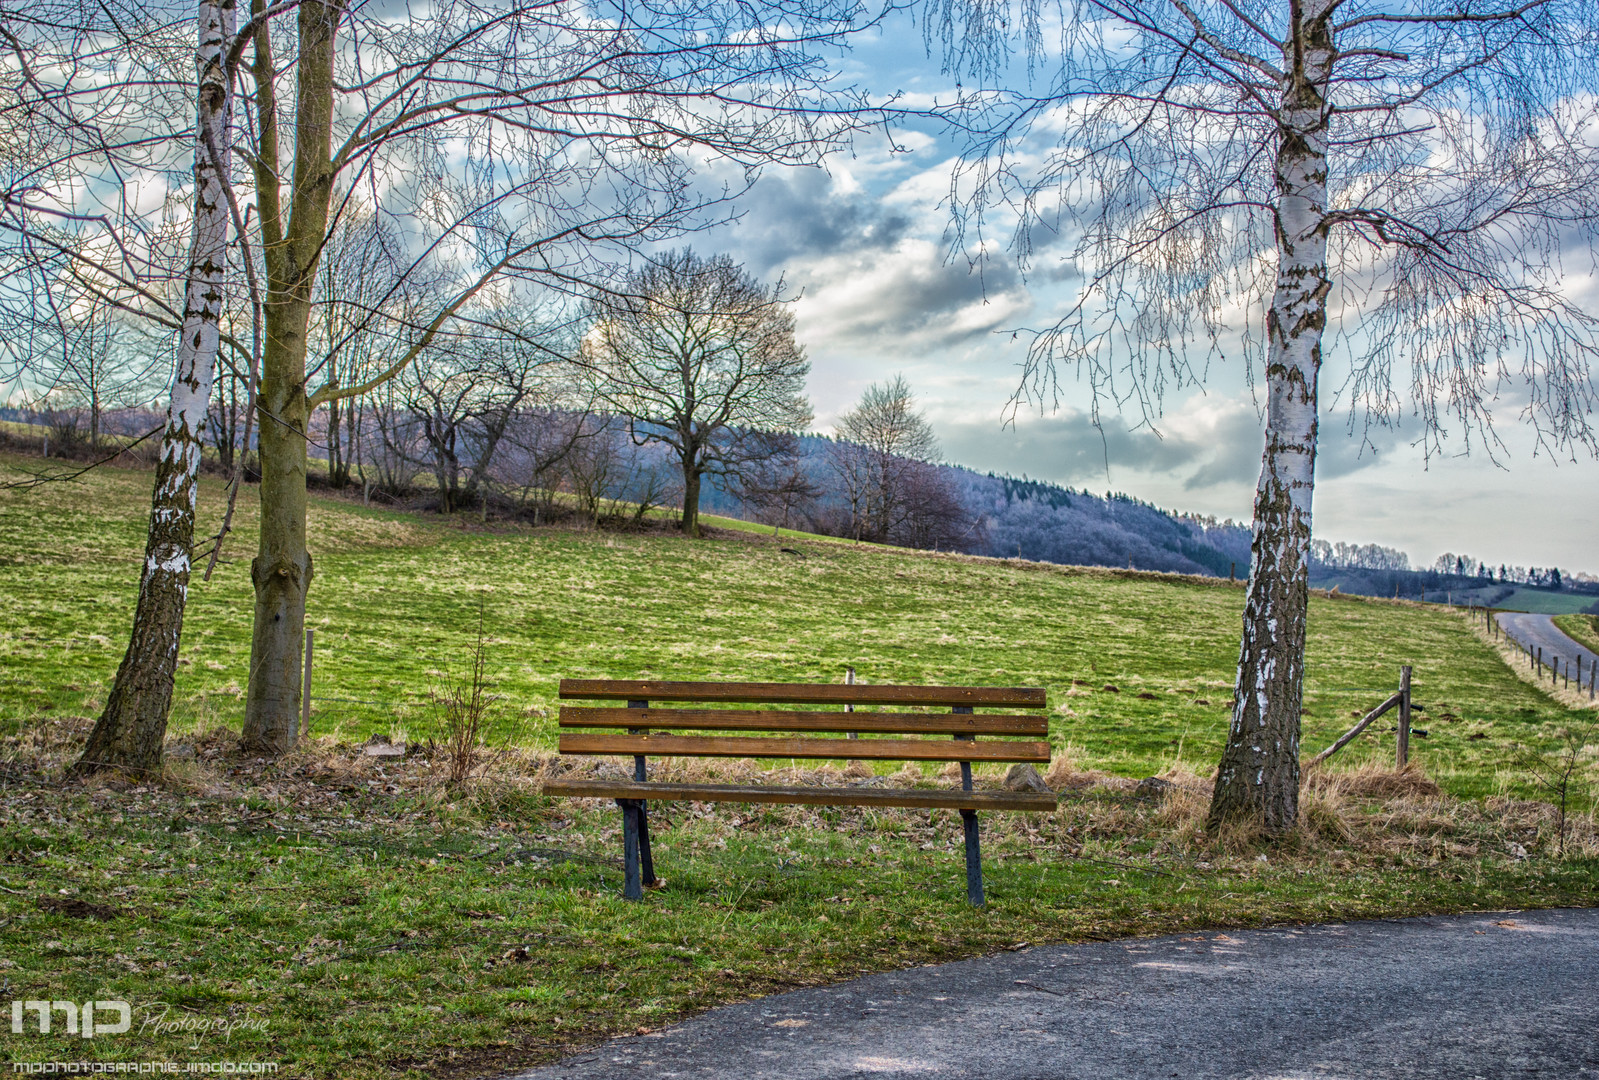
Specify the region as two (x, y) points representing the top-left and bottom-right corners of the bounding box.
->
(505, 908), (1599, 1080)
(1495, 611), (1596, 690)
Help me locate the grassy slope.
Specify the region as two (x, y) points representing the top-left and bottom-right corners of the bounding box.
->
(1555, 613), (1599, 658)
(0, 451), (1588, 797)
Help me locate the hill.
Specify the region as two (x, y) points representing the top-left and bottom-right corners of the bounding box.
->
(0, 451), (1586, 800)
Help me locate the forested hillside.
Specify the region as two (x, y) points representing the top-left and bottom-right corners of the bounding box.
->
(7, 406), (1593, 609)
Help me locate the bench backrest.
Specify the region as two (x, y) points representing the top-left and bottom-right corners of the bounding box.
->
(556, 679), (1050, 764)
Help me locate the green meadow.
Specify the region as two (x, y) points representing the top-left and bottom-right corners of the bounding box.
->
(0, 452), (1588, 794)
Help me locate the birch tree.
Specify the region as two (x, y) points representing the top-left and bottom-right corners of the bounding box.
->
(75, 0), (236, 773)
(931, 0), (1599, 830)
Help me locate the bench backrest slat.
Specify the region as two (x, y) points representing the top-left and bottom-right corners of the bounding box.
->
(558, 679), (1046, 708)
(558, 706), (1047, 736)
(557, 732), (1051, 763)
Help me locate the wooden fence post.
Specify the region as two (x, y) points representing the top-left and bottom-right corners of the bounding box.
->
(301, 628), (314, 738)
(1396, 665), (1412, 769)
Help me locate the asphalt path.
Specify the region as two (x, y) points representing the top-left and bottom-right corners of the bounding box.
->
(509, 908), (1599, 1080)
(1496, 611), (1595, 688)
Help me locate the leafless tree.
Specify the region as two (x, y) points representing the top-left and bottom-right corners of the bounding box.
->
(14, 293), (160, 449)
(69, 0), (237, 774)
(829, 375), (944, 543)
(896, 460), (976, 551)
(930, 0), (1599, 831)
(387, 296), (579, 514)
(225, 0), (878, 755)
(731, 432), (823, 533)
(491, 399), (598, 522)
(459, 300), (584, 511)
(578, 249), (813, 536)
(308, 203), (420, 490)
(555, 417), (651, 524)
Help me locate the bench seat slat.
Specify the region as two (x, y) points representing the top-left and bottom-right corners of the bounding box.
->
(558, 679), (1046, 708)
(558, 706), (1048, 736)
(542, 778), (1058, 812)
(558, 733), (1051, 763)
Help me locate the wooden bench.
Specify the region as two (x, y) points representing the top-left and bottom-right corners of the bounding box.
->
(541, 679), (1056, 906)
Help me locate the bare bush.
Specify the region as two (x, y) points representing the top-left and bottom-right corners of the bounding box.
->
(431, 606), (499, 787)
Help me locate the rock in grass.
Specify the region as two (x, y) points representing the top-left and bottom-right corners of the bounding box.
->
(1134, 776), (1174, 800)
(363, 734), (405, 758)
(1004, 763), (1050, 793)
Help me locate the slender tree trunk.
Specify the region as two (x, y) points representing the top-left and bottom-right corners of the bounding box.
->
(328, 392), (346, 487)
(1208, 7), (1333, 833)
(240, 0), (341, 754)
(75, 0), (235, 775)
(240, 310), (312, 754)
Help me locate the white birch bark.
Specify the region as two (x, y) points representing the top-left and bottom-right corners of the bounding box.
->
(1207, 1), (1334, 831)
(77, 0), (235, 774)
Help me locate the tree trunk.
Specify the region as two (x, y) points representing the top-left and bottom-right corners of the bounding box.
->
(240, 323), (312, 754)
(328, 391), (346, 487)
(680, 452), (701, 536)
(1207, 7), (1333, 833)
(75, 0), (235, 775)
(239, 0), (341, 754)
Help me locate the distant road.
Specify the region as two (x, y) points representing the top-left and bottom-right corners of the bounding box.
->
(1496, 611), (1594, 686)
(504, 909), (1599, 1080)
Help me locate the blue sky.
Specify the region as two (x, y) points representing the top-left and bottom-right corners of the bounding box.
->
(697, 7), (1599, 576)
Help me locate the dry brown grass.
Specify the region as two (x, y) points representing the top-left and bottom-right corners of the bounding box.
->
(1305, 759), (1444, 799)
(6, 722), (1593, 869)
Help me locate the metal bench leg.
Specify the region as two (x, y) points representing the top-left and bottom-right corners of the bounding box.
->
(953, 715), (985, 908)
(626, 700), (656, 890)
(619, 799), (643, 901)
(961, 809), (985, 907)
(638, 802), (657, 887)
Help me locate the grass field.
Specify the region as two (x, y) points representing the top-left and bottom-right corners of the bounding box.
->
(2, 452), (1597, 1078)
(1445, 583), (1598, 615)
(0, 452), (1591, 795)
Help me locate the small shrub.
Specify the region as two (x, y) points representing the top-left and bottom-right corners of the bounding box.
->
(431, 603), (499, 787)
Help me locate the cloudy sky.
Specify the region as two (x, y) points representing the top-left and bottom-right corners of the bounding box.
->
(697, 9), (1599, 575)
